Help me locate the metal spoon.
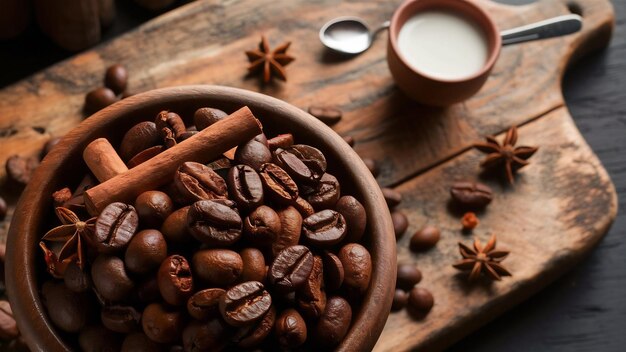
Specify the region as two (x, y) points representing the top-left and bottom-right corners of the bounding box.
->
(320, 14), (583, 55)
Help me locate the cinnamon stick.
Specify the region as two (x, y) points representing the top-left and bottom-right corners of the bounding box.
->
(84, 106), (261, 215)
(83, 138), (128, 182)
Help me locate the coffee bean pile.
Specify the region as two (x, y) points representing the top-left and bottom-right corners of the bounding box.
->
(40, 107), (373, 351)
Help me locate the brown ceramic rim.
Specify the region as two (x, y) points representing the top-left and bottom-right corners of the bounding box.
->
(6, 85), (397, 351)
(389, 0), (502, 83)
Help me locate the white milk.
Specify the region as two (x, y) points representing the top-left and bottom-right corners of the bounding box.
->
(397, 10), (489, 80)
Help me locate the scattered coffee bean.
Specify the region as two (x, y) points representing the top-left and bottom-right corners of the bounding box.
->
(0, 196), (7, 220)
(391, 289), (409, 311)
(268, 133), (294, 150)
(155, 111), (186, 148)
(6, 155), (39, 186)
(243, 205), (281, 245)
(235, 134), (272, 170)
(119, 121), (160, 161)
(104, 64), (128, 94)
(297, 255), (326, 319)
(321, 251), (344, 291)
(101, 305), (141, 333)
(407, 287), (434, 316)
(41, 281), (89, 333)
(0, 300), (19, 340)
(187, 200), (242, 246)
(314, 296), (352, 348)
(272, 206), (302, 257)
(174, 161), (228, 203)
(410, 226), (441, 252)
(192, 249), (243, 286)
(339, 243), (372, 294)
(42, 137), (62, 158)
(85, 87), (117, 114)
(342, 135), (355, 147)
(275, 308), (307, 348)
(219, 281), (272, 327)
(396, 263), (422, 290)
(158, 255), (194, 306)
(142, 302), (184, 344)
(63, 261), (92, 293)
(91, 255), (134, 302)
(450, 181), (493, 208)
(361, 158), (379, 177)
(125, 229), (168, 275)
(227, 165), (264, 211)
(135, 190), (173, 228)
(161, 206), (192, 244)
(194, 107), (228, 131)
(259, 163), (299, 205)
(233, 305), (276, 348)
(381, 187), (402, 208)
(305, 173), (340, 210)
(293, 197), (315, 218)
(274, 144), (327, 185)
(391, 211), (409, 239)
(308, 105), (342, 125)
(303, 210), (347, 247)
(121, 332), (164, 352)
(336, 195), (366, 242)
(79, 325), (123, 352)
(187, 288), (225, 321)
(241, 248), (267, 282)
(461, 212), (479, 231)
(94, 202), (139, 253)
(269, 245), (314, 292)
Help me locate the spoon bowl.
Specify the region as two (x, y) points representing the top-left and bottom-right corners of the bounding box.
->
(319, 16), (373, 55)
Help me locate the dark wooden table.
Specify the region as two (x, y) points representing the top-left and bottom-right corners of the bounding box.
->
(1, 0), (624, 351)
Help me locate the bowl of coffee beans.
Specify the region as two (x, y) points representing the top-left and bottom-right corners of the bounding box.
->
(6, 85), (396, 351)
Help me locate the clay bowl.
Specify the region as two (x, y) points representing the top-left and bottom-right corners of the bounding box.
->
(6, 85), (396, 351)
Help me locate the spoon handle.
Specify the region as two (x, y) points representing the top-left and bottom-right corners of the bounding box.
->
(500, 14), (583, 45)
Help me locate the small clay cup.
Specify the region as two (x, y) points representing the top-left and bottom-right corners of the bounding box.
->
(387, 0), (501, 106)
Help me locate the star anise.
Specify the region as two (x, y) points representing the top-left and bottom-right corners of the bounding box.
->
(245, 35), (295, 83)
(39, 207), (96, 277)
(452, 234), (512, 282)
(474, 126), (538, 184)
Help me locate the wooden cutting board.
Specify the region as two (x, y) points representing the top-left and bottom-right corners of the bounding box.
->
(0, 0), (617, 350)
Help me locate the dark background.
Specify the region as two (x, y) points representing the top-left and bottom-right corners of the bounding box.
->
(1, 0), (625, 351)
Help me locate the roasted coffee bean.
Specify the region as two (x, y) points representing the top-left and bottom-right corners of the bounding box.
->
(362, 158), (379, 177)
(183, 318), (229, 351)
(305, 173), (340, 210)
(101, 305), (141, 333)
(91, 255), (135, 302)
(227, 165), (264, 211)
(178, 130), (198, 141)
(142, 303), (184, 344)
(94, 202), (139, 253)
(155, 111), (186, 147)
(64, 261), (92, 293)
(297, 256), (326, 319)
(6, 155), (39, 186)
(161, 206), (192, 244)
(0, 300), (19, 340)
(219, 281), (272, 327)
(194, 107), (228, 131)
(272, 206), (302, 258)
(127, 145), (164, 168)
(79, 325), (123, 352)
(275, 308), (307, 348)
(410, 226), (441, 252)
(192, 249), (243, 286)
(396, 263), (422, 290)
(0, 196), (6, 220)
(158, 255), (194, 306)
(125, 229), (168, 274)
(294, 197), (315, 217)
(308, 105), (342, 125)
(233, 305), (276, 348)
(235, 134), (272, 170)
(187, 288), (225, 321)
(104, 64), (128, 94)
(268, 133), (294, 150)
(450, 181), (493, 208)
(243, 205), (281, 246)
(122, 332), (165, 352)
(269, 245), (314, 292)
(407, 287), (434, 316)
(335, 195), (367, 242)
(391, 211), (409, 239)
(174, 162), (228, 203)
(321, 251), (344, 291)
(338, 243), (372, 293)
(42, 281), (89, 333)
(381, 187), (402, 208)
(85, 87), (117, 114)
(391, 289), (409, 311)
(187, 200), (242, 246)
(135, 190), (174, 227)
(342, 135), (355, 147)
(302, 210), (347, 247)
(241, 248), (267, 282)
(274, 145), (327, 185)
(259, 163), (299, 205)
(119, 121), (160, 162)
(314, 296), (352, 348)
(137, 276), (161, 304)
(42, 137), (62, 158)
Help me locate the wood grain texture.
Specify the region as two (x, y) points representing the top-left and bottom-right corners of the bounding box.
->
(0, 0), (618, 350)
